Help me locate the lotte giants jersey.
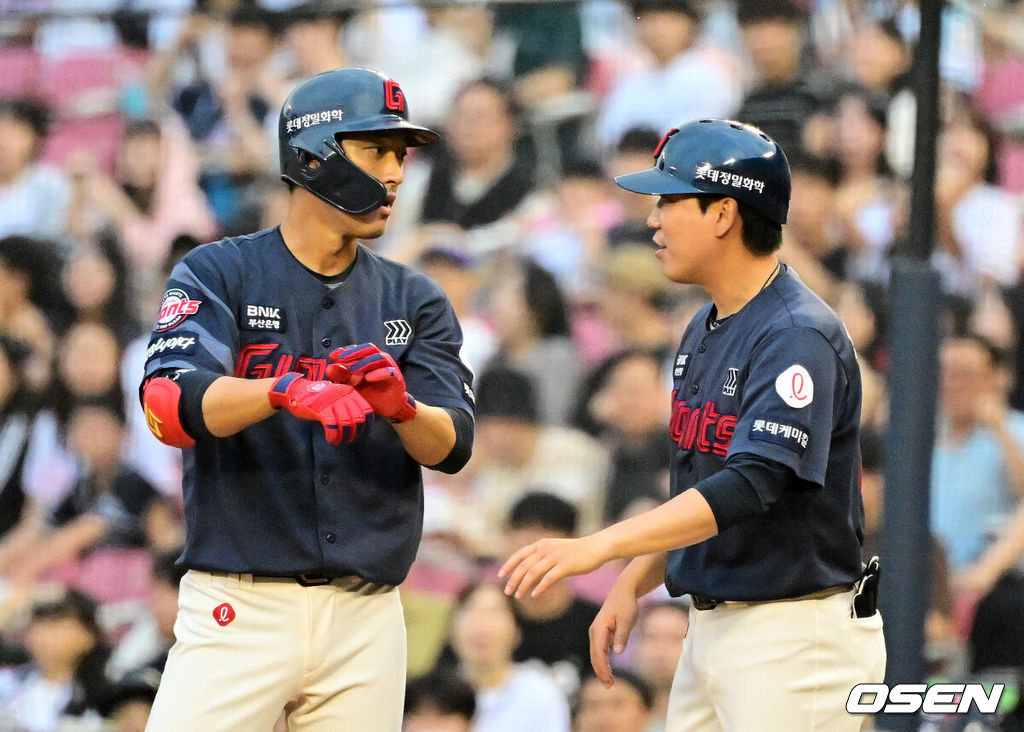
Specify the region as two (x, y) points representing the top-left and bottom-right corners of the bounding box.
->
(143, 228), (474, 586)
(664, 266), (865, 601)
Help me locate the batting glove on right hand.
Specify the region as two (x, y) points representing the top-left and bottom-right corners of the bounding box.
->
(326, 343), (417, 424)
(268, 372), (374, 444)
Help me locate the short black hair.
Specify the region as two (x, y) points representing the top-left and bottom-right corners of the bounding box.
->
(405, 671), (476, 720)
(615, 127), (662, 156)
(788, 151), (841, 187)
(507, 492), (578, 535)
(736, 0), (806, 26)
(0, 98), (50, 139)
(474, 367), (539, 423)
(696, 196), (783, 255)
(630, 0), (699, 20)
(151, 549), (187, 587)
(228, 5), (275, 34)
(578, 669), (654, 710)
(521, 258), (571, 337)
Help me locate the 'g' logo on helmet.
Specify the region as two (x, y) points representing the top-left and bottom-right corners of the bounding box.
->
(384, 80), (406, 113)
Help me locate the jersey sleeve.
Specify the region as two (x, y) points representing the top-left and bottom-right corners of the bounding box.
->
(401, 277), (475, 416)
(142, 245), (240, 381)
(725, 327), (847, 487)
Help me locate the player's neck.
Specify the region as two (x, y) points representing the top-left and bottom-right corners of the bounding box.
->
(705, 255), (780, 320)
(280, 208), (359, 276)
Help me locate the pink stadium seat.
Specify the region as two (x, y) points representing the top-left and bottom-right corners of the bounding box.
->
(0, 46), (45, 99)
(41, 114), (125, 175)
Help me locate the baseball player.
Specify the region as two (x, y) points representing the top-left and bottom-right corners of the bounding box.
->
(501, 119), (886, 730)
(140, 68), (475, 730)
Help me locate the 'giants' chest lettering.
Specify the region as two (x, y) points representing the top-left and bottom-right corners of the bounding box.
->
(670, 398), (737, 457)
(235, 343), (327, 380)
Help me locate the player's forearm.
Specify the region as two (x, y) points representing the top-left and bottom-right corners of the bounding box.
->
(392, 402), (456, 466)
(615, 552), (668, 599)
(595, 488), (719, 561)
(202, 376), (279, 437)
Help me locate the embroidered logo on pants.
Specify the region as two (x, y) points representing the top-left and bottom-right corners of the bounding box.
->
(213, 603), (236, 626)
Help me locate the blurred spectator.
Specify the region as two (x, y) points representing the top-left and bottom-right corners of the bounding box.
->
(0, 235), (70, 391)
(578, 349), (671, 523)
(931, 335), (1024, 570)
(169, 6), (281, 232)
(832, 86), (906, 285)
(934, 100), (1023, 296)
(782, 154), (844, 282)
(419, 78), (537, 235)
(100, 668), (161, 732)
(596, 2), (740, 151)
(445, 581), (570, 732)
(456, 367), (608, 556)
(404, 670), (477, 732)
(605, 128), (661, 249)
(0, 336), (41, 540)
(0, 401), (159, 620)
(486, 258), (580, 425)
(108, 550), (185, 679)
(52, 321), (125, 426)
(0, 589), (112, 730)
(417, 247), (497, 377)
(858, 429), (957, 664)
(357, 4), (493, 127)
(833, 283), (887, 429)
(573, 670), (654, 732)
(279, 2), (351, 82)
(517, 159), (624, 295)
(628, 600), (689, 726)
(492, 1), (584, 110)
(593, 248), (676, 359)
(0, 99), (71, 240)
(505, 493), (600, 694)
(62, 232), (140, 345)
(847, 12), (911, 97)
(736, 0), (832, 159)
(66, 118), (217, 272)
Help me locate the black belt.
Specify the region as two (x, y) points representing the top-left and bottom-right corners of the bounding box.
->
(690, 584), (854, 611)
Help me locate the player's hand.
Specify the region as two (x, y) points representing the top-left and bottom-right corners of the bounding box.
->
(498, 534), (612, 600)
(268, 372), (374, 445)
(326, 343), (417, 423)
(589, 582), (641, 687)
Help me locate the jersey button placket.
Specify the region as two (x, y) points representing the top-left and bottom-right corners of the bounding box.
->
(321, 337), (332, 348)
(690, 384), (699, 394)
(321, 296), (334, 309)
(319, 473), (330, 485)
(325, 532), (336, 543)
(698, 342), (707, 353)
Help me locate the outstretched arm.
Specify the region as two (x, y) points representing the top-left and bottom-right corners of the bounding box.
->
(500, 487), (717, 599)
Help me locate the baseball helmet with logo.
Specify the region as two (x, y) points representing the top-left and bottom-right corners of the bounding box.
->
(279, 67), (440, 214)
(614, 119), (791, 224)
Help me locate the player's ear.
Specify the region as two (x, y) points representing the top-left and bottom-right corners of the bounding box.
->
(713, 197), (740, 239)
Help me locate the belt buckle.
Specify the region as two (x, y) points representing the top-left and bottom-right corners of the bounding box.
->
(295, 574), (332, 587)
(690, 593), (719, 611)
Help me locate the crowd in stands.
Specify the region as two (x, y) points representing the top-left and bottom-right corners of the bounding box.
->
(0, 0), (1022, 729)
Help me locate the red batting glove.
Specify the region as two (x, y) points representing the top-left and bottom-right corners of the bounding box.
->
(268, 372), (374, 444)
(326, 343), (417, 424)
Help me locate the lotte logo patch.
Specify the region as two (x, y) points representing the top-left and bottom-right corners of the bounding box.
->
(213, 603), (236, 626)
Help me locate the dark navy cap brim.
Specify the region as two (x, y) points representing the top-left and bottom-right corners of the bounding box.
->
(614, 167), (701, 196)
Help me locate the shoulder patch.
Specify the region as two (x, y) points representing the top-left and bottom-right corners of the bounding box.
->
(155, 288), (202, 332)
(775, 364), (813, 408)
(384, 319), (412, 346)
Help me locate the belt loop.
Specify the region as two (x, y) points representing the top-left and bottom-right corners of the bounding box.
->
(239, 573), (254, 586)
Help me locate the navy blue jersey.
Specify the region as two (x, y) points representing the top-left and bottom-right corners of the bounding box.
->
(143, 228), (474, 586)
(665, 266), (864, 601)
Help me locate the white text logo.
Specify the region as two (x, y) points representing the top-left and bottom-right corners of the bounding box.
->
(846, 683), (1005, 715)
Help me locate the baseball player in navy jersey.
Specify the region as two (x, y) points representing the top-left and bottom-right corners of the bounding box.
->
(140, 68), (475, 730)
(501, 119), (886, 730)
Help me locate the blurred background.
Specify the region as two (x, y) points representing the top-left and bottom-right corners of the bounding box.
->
(0, 0), (1021, 730)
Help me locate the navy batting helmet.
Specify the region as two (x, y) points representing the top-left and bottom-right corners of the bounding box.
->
(279, 68), (439, 214)
(615, 119), (791, 225)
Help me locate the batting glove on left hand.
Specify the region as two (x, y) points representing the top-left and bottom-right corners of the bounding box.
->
(326, 343), (417, 424)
